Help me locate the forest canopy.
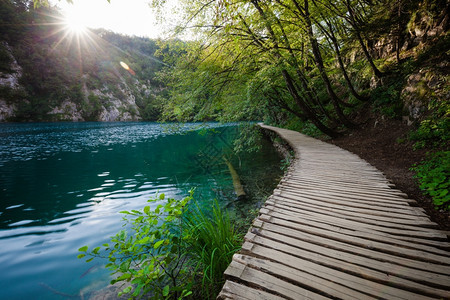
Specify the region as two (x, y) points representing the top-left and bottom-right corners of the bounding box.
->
(150, 0), (448, 138)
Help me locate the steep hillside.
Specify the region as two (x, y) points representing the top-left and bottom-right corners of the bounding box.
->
(0, 1), (165, 122)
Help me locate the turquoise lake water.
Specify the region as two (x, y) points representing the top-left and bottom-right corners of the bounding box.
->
(0, 122), (282, 299)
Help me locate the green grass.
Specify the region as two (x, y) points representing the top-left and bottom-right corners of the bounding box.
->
(184, 201), (242, 299)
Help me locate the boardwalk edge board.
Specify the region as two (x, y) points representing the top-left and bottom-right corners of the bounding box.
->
(217, 124), (450, 300)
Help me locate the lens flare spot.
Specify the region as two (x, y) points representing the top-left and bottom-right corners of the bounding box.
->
(120, 61), (130, 70)
(119, 61), (136, 76)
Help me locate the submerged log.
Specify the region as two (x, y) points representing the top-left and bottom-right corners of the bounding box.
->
(223, 157), (247, 200)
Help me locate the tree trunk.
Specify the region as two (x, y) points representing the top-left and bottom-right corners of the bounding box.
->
(301, 0), (356, 128)
(223, 157), (247, 200)
(345, 0), (383, 78)
(249, 0), (340, 136)
(282, 70), (340, 137)
(322, 17), (368, 102)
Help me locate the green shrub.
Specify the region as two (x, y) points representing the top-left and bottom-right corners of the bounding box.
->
(79, 192), (194, 299)
(78, 192), (242, 299)
(409, 99), (449, 149)
(371, 79), (403, 118)
(233, 123), (263, 154)
(412, 151), (450, 210)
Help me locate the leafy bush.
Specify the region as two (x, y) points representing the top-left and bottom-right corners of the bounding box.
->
(409, 99), (449, 149)
(412, 151), (449, 210)
(79, 192), (194, 299)
(233, 123), (263, 154)
(371, 79), (403, 118)
(78, 192), (242, 299)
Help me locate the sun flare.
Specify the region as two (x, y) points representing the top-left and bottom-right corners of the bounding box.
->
(64, 10), (87, 34)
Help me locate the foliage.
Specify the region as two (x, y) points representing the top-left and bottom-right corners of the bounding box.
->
(233, 123), (263, 154)
(409, 99), (450, 150)
(183, 201), (242, 298)
(412, 151), (450, 210)
(78, 192), (242, 299)
(370, 77), (404, 118)
(0, 43), (13, 73)
(79, 192), (194, 299)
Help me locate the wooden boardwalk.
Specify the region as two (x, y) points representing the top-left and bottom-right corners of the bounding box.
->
(218, 124), (450, 300)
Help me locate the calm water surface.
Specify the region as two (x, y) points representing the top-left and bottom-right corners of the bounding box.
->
(0, 122), (282, 299)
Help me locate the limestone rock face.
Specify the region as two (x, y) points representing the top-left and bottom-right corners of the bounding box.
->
(0, 99), (16, 122)
(0, 45), (146, 122)
(401, 63), (449, 122)
(49, 100), (84, 121)
(0, 42), (22, 89)
(47, 82), (142, 122)
(0, 42), (23, 121)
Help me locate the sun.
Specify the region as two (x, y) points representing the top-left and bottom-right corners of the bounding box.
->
(63, 10), (87, 34)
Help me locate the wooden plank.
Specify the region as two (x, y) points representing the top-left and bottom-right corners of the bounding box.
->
(280, 176), (408, 199)
(269, 195), (441, 232)
(261, 206), (450, 255)
(246, 227), (450, 287)
(271, 193), (439, 228)
(282, 177), (409, 198)
(276, 187), (426, 219)
(259, 212), (450, 265)
(218, 280), (286, 300)
(236, 249), (440, 300)
(251, 219), (450, 275)
(280, 180), (405, 199)
(267, 197), (447, 239)
(242, 237), (450, 298)
(233, 254), (379, 300)
(257, 213), (450, 265)
(263, 203), (450, 249)
(289, 173), (394, 187)
(282, 175), (408, 193)
(291, 172), (387, 183)
(280, 180), (414, 205)
(277, 186), (426, 217)
(224, 260), (330, 300)
(219, 124), (450, 298)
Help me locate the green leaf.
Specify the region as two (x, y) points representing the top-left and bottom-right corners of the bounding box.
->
(144, 206), (150, 215)
(117, 273), (132, 280)
(162, 285), (170, 297)
(132, 285), (142, 297)
(86, 257), (94, 263)
(159, 193), (165, 200)
(138, 236), (150, 244)
(182, 290), (193, 297)
(78, 246), (88, 252)
(77, 253), (85, 259)
(92, 247), (101, 254)
(122, 286), (132, 294)
(154, 240), (164, 249)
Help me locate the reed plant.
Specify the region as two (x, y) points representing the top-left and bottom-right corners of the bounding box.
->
(184, 200), (242, 299)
